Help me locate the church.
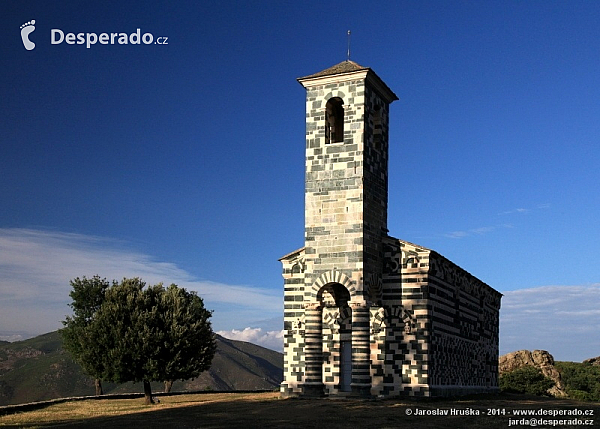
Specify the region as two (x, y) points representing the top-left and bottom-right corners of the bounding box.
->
(280, 60), (502, 397)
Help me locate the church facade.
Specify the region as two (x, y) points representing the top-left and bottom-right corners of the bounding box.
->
(280, 60), (502, 398)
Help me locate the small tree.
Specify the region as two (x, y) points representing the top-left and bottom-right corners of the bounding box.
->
(63, 277), (216, 405)
(60, 276), (111, 395)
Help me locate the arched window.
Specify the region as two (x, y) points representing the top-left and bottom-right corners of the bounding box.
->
(325, 97), (344, 144)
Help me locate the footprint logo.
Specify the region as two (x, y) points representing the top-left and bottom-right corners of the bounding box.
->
(20, 20), (36, 51)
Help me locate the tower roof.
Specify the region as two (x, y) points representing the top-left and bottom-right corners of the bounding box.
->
(297, 60), (369, 80)
(297, 60), (398, 103)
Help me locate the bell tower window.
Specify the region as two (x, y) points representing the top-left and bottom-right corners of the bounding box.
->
(325, 97), (344, 144)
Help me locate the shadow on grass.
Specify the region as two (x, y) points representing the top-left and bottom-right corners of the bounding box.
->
(5, 393), (599, 429)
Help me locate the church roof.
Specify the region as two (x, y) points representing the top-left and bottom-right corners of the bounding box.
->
(298, 60), (370, 80)
(279, 246), (305, 261)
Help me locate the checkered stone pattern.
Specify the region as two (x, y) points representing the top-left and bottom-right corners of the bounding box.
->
(280, 249), (306, 397)
(370, 306), (428, 397)
(279, 62), (501, 398)
(361, 83), (392, 290)
(426, 252), (502, 395)
(350, 305), (371, 395)
(387, 239), (502, 396)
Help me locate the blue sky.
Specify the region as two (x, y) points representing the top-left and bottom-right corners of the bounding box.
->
(1, 1), (599, 360)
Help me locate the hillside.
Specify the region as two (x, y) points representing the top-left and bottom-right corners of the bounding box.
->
(0, 331), (282, 406)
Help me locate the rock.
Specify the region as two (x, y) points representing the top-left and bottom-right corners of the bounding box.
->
(499, 350), (567, 397)
(583, 356), (600, 366)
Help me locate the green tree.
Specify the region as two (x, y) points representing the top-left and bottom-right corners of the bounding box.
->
(499, 366), (555, 396)
(63, 277), (216, 405)
(60, 276), (111, 395)
(555, 361), (600, 401)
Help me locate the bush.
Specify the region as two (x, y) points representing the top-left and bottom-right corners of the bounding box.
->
(555, 361), (600, 402)
(499, 366), (555, 396)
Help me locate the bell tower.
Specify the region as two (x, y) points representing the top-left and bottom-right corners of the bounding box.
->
(299, 60), (398, 305)
(279, 60), (397, 397)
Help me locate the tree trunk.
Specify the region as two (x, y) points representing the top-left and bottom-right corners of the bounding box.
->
(143, 380), (154, 405)
(95, 378), (103, 396)
(164, 380), (173, 393)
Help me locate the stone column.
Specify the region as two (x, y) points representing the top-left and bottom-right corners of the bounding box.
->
(303, 303), (324, 396)
(351, 303), (371, 396)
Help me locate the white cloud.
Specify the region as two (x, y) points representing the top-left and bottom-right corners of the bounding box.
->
(444, 224), (511, 239)
(446, 204), (550, 239)
(471, 226), (496, 235)
(217, 327), (284, 352)
(0, 228), (281, 338)
(445, 231), (470, 239)
(499, 204), (550, 215)
(498, 207), (530, 215)
(0, 333), (27, 342)
(500, 284), (600, 362)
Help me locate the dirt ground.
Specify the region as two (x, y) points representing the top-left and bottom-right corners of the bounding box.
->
(0, 391), (598, 428)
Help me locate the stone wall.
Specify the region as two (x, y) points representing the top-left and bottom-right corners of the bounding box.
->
(422, 246), (501, 395)
(280, 248), (306, 397)
(280, 238), (502, 398)
(280, 61), (501, 398)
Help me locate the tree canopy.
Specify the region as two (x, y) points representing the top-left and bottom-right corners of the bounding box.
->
(555, 361), (600, 402)
(61, 277), (216, 404)
(61, 276), (111, 395)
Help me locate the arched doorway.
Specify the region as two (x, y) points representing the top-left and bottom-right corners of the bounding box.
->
(318, 283), (352, 394)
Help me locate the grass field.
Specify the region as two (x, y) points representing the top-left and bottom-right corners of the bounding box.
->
(0, 391), (598, 428)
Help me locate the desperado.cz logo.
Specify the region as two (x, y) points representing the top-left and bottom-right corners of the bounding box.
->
(51, 28), (168, 48)
(20, 19), (168, 50)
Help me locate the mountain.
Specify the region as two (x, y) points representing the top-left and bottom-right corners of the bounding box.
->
(0, 331), (282, 406)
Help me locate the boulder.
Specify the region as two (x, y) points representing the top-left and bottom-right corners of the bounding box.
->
(499, 350), (566, 397)
(583, 356), (600, 366)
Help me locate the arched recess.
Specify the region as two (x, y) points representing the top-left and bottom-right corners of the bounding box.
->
(318, 283), (351, 308)
(365, 273), (383, 306)
(371, 306), (416, 334)
(291, 260), (305, 274)
(308, 270), (356, 302)
(325, 97), (344, 144)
